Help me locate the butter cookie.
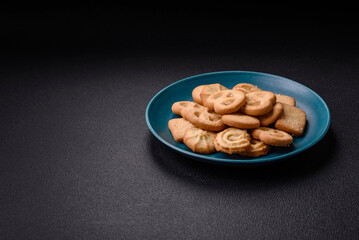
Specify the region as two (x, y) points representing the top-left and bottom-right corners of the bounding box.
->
(200, 83), (228, 108)
(181, 107), (226, 132)
(214, 128), (251, 154)
(171, 101), (205, 116)
(275, 94), (296, 106)
(192, 85), (206, 105)
(206, 90), (246, 114)
(183, 127), (217, 154)
(251, 127), (293, 147)
(242, 91), (276, 116)
(239, 139), (270, 157)
(275, 104), (306, 137)
(233, 83), (262, 94)
(259, 102), (283, 126)
(222, 113), (260, 129)
(168, 118), (195, 143)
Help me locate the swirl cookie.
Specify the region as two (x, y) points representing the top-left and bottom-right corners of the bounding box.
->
(239, 139), (270, 157)
(251, 127), (293, 147)
(206, 90), (246, 114)
(183, 127), (217, 154)
(275, 94), (296, 106)
(233, 83), (262, 94)
(168, 118), (195, 143)
(192, 85), (206, 105)
(171, 101), (205, 116)
(259, 102), (283, 126)
(222, 113), (260, 129)
(182, 107), (226, 132)
(200, 83), (228, 108)
(275, 104), (306, 137)
(242, 91), (276, 116)
(214, 128), (251, 154)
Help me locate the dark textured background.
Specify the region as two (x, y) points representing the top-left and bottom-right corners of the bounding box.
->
(1, 7), (359, 240)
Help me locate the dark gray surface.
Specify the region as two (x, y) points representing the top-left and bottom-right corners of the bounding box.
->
(1, 8), (359, 240)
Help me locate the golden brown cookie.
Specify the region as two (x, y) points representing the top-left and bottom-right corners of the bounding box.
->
(242, 91), (276, 116)
(206, 90), (246, 114)
(192, 85), (206, 105)
(214, 128), (251, 154)
(181, 107), (226, 132)
(259, 102), (283, 126)
(275, 94), (296, 106)
(183, 127), (217, 154)
(275, 104), (306, 137)
(200, 83), (228, 108)
(233, 83), (262, 94)
(222, 113), (260, 129)
(239, 139), (270, 157)
(168, 118), (195, 143)
(251, 127), (293, 147)
(171, 101), (205, 116)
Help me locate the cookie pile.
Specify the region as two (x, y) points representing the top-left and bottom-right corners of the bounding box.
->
(168, 83), (307, 157)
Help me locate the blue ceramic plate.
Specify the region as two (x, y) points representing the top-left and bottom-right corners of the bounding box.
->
(146, 71), (330, 165)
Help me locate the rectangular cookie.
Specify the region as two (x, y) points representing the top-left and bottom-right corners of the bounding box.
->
(168, 118), (195, 143)
(275, 94), (296, 106)
(275, 104), (306, 137)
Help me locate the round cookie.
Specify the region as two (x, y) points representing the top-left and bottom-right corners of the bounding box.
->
(214, 128), (251, 154)
(206, 90), (246, 114)
(181, 107), (226, 132)
(259, 102), (283, 126)
(183, 127), (217, 154)
(200, 83), (228, 108)
(251, 127), (293, 147)
(192, 85), (206, 105)
(233, 83), (262, 94)
(239, 139), (270, 157)
(222, 113), (260, 129)
(242, 91), (276, 116)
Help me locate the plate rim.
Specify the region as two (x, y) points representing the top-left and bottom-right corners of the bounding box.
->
(145, 70), (331, 165)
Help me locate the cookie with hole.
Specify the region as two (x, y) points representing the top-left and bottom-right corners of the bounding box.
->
(233, 83), (262, 94)
(206, 90), (246, 114)
(251, 127), (293, 147)
(200, 83), (228, 108)
(241, 91), (276, 116)
(181, 107), (226, 132)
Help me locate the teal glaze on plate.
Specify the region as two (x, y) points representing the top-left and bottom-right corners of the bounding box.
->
(145, 71), (331, 165)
